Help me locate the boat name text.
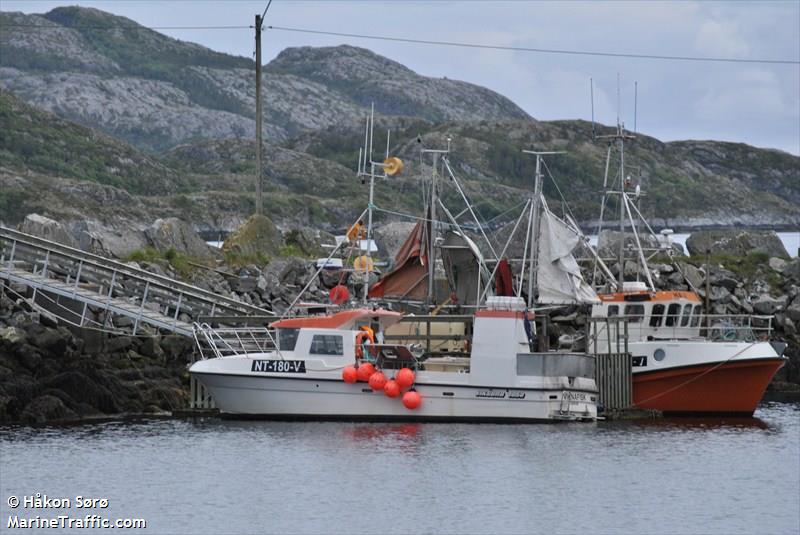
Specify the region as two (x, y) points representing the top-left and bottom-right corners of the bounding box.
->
(251, 360), (306, 373)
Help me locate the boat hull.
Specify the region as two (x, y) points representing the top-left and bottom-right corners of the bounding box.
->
(191, 372), (597, 423)
(633, 357), (785, 416)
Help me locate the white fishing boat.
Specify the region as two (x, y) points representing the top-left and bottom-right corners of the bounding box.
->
(587, 121), (786, 415)
(189, 114), (600, 422)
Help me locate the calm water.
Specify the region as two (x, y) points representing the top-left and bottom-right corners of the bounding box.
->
(2, 403), (799, 535)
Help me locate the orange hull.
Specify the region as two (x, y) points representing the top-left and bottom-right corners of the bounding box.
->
(633, 358), (785, 415)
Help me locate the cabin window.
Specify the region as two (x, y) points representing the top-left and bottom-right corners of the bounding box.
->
(608, 305), (619, 316)
(310, 335), (344, 356)
(681, 304), (693, 327)
(624, 304), (645, 323)
(649, 304), (665, 327)
(691, 305), (703, 327)
(665, 303), (681, 327)
(278, 329), (299, 351)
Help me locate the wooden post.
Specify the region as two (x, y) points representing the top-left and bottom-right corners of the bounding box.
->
(254, 14), (263, 216)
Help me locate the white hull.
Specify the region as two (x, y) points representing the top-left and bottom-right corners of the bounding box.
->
(191, 370), (597, 422)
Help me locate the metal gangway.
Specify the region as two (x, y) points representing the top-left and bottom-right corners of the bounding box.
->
(0, 226), (271, 337)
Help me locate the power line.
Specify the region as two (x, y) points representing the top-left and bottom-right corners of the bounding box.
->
(266, 25), (800, 66)
(0, 23), (251, 30)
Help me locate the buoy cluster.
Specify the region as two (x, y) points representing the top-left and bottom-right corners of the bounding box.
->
(342, 364), (422, 410)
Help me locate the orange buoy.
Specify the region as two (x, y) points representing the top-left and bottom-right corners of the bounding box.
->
(368, 371), (387, 392)
(395, 368), (415, 389)
(329, 285), (349, 305)
(342, 366), (358, 384)
(402, 390), (422, 410)
(383, 379), (400, 398)
(356, 362), (376, 382)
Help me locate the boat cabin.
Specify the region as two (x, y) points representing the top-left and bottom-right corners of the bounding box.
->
(591, 282), (704, 343)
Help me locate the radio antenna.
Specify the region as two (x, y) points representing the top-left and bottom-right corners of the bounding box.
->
(616, 72), (621, 127)
(590, 77), (596, 141)
(634, 80), (638, 134)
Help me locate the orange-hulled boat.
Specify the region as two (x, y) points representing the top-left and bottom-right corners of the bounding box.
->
(591, 283), (786, 415)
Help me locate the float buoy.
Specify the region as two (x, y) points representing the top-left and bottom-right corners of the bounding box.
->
(368, 371), (387, 392)
(342, 366), (358, 384)
(329, 285), (349, 305)
(402, 390), (422, 410)
(356, 362), (376, 382)
(395, 368), (415, 389)
(383, 379), (400, 398)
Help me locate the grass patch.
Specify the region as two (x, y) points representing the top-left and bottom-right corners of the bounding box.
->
(224, 251), (270, 268)
(125, 247), (195, 278)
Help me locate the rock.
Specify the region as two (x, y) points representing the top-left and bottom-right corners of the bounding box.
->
(159, 335), (192, 361)
(686, 230), (789, 258)
(20, 395), (77, 424)
(222, 214), (282, 258)
(751, 294), (787, 315)
(106, 336), (134, 353)
(233, 276), (257, 293)
(19, 214), (77, 247)
(71, 219), (149, 258)
(597, 230), (684, 258)
(146, 217), (214, 260)
(783, 258), (800, 283)
(786, 297), (800, 322)
(139, 337), (164, 359)
(374, 222), (417, 259)
(679, 263), (705, 290)
(0, 326), (27, 345)
(283, 227), (334, 257)
(768, 257), (788, 272)
(27, 326), (70, 357)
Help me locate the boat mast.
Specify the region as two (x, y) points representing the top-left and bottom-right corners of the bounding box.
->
(521, 150), (563, 307)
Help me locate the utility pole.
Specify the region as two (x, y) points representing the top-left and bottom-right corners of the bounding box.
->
(254, 13), (263, 216)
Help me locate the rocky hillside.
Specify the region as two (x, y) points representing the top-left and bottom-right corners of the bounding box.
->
(0, 6), (527, 151)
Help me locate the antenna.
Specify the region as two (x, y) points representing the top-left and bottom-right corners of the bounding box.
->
(590, 77), (596, 141)
(616, 72), (620, 127)
(634, 80), (638, 134)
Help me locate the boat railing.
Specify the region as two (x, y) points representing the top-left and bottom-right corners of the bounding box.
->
(591, 314), (773, 344)
(193, 322), (278, 359)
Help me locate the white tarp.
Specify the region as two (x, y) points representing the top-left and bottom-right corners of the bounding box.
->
(536, 209), (600, 305)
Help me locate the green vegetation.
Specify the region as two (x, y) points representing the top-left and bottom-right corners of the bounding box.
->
(125, 247), (195, 277)
(0, 189), (33, 224)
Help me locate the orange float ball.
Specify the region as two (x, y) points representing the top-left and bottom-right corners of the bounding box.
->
(356, 363), (376, 382)
(383, 379), (400, 398)
(368, 371), (387, 391)
(402, 390), (422, 410)
(395, 368), (415, 389)
(342, 366), (358, 384)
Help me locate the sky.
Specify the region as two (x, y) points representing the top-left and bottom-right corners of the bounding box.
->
(3, 0), (799, 154)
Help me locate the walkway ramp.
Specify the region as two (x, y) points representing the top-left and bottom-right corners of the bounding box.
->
(1, 226), (271, 337)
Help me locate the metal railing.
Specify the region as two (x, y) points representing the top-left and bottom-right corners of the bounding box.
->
(590, 313), (773, 345)
(193, 322), (278, 360)
(0, 226), (271, 335)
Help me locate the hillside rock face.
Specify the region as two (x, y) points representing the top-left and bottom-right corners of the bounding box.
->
(146, 218), (214, 260)
(222, 215), (283, 257)
(1, 8), (526, 151)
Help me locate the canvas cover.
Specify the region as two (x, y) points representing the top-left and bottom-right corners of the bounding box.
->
(368, 219), (429, 300)
(536, 209), (600, 305)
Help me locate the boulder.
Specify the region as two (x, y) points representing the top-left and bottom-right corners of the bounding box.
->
(768, 257), (788, 272)
(19, 214), (77, 248)
(679, 262), (705, 290)
(786, 297), (800, 322)
(70, 219), (149, 258)
(222, 214), (282, 258)
(283, 227), (335, 257)
(597, 230), (684, 258)
(686, 230), (789, 259)
(783, 258), (800, 283)
(751, 294), (787, 315)
(374, 222), (417, 259)
(20, 395), (77, 424)
(146, 218), (214, 260)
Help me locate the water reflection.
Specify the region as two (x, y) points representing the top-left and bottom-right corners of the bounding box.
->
(631, 415), (771, 431)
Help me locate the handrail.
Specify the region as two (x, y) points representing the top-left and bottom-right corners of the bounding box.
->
(1, 225), (271, 315)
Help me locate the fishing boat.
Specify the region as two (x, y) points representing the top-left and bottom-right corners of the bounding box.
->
(190, 114), (599, 422)
(587, 122), (786, 416)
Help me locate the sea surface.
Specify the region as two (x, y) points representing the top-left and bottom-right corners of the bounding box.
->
(1, 403), (798, 535)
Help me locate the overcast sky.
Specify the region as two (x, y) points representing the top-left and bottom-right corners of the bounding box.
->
(4, 0), (800, 154)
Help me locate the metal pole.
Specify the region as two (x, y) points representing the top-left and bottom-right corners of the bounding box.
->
(427, 153), (439, 308)
(254, 14), (263, 216)
(617, 134), (626, 290)
(527, 155), (543, 308)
